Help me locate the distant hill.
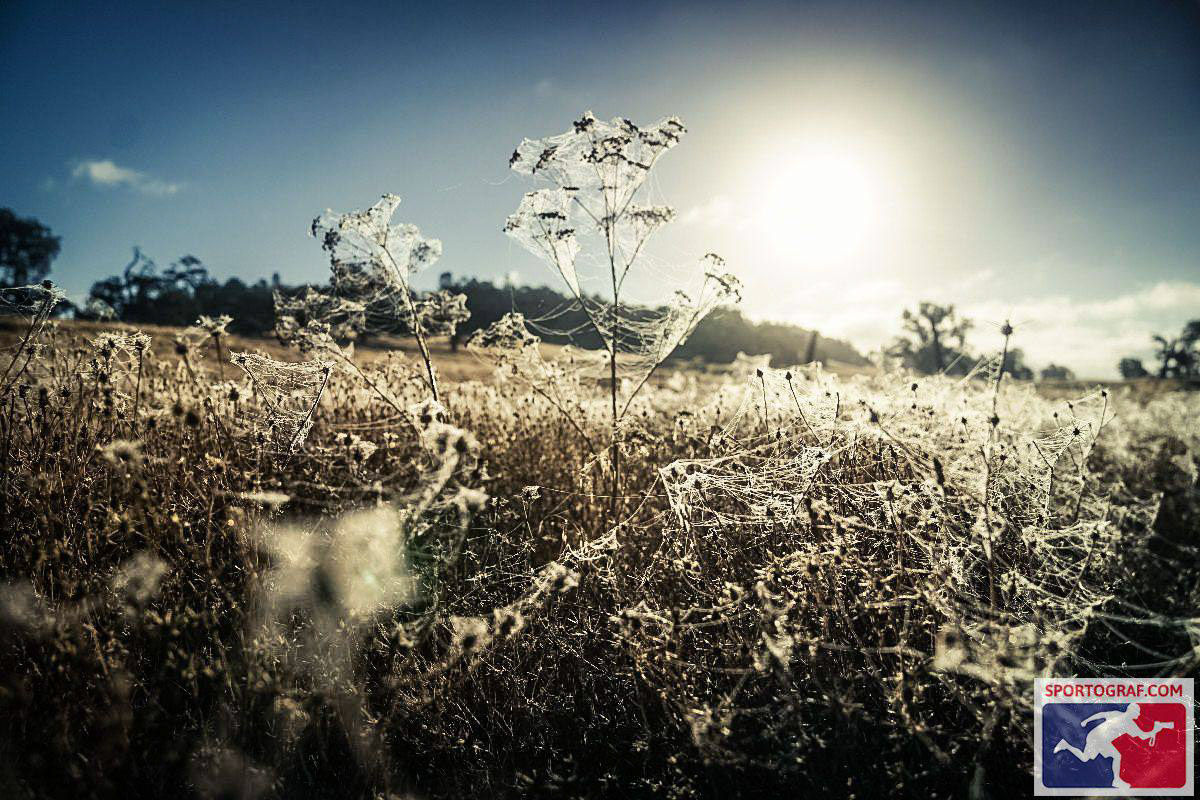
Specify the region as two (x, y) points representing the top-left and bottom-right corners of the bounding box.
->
(445, 277), (869, 367)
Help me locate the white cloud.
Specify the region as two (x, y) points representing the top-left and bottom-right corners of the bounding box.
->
(962, 281), (1200, 379)
(70, 159), (183, 197)
(735, 266), (1198, 379)
(739, 268), (996, 353)
(682, 181), (1195, 379)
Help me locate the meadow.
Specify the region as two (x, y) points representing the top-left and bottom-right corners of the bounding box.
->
(1, 309), (1197, 799)
(1, 112), (1198, 799)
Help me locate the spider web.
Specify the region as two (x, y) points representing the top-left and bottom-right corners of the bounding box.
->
(500, 113), (740, 416)
(0, 283), (66, 390)
(231, 351), (333, 456)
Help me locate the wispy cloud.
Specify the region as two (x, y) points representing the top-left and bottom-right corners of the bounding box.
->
(680, 194), (751, 230)
(69, 159), (183, 197)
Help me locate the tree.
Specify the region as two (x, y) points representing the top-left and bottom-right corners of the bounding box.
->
(86, 248), (278, 334)
(1002, 347), (1034, 381)
(1118, 357), (1149, 380)
(0, 208), (60, 287)
(1182, 320), (1200, 348)
(1181, 320), (1200, 378)
(87, 248), (161, 318)
(1040, 363), (1075, 381)
(1175, 350), (1196, 378)
(444, 277), (868, 366)
(887, 302), (973, 375)
(1150, 319), (1200, 379)
(1151, 335), (1182, 379)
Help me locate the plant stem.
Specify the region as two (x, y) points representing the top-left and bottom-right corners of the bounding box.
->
(132, 348), (144, 434)
(404, 293), (439, 402)
(212, 334), (226, 381)
(606, 218), (621, 508)
(0, 296), (53, 393)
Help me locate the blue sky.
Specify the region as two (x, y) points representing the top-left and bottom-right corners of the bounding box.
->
(2, 0), (1198, 376)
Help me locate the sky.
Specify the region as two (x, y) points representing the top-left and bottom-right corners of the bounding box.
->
(2, 0), (1198, 378)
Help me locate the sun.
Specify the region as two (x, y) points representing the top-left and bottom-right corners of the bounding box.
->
(753, 143), (887, 263)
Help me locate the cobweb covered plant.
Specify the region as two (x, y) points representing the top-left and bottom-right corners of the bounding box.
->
(2, 305), (1199, 798)
(495, 112), (742, 496)
(275, 194), (469, 406)
(0, 281), (65, 396)
(635, 329), (1192, 793)
(231, 351), (333, 456)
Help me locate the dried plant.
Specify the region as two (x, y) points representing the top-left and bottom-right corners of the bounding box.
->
(281, 193), (470, 404)
(498, 112), (741, 498)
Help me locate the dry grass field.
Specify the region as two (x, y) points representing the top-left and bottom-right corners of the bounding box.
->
(1, 307), (1197, 799)
(6, 3), (1200, 796)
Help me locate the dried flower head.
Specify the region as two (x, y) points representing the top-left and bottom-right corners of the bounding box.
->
(111, 552), (170, 608)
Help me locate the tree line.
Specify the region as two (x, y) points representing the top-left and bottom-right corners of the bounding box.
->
(2, 207), (1195, 379)
(0, 209), (867, 367)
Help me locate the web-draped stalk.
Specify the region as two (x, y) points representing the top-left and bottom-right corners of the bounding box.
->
(499, 113), (742, 518)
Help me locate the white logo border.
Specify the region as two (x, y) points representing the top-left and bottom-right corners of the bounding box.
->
(1034, 677), (1195, 797)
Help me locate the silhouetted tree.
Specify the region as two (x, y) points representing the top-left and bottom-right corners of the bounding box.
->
(87, 248), (161, 318)
(444, 278), (867, 366)
(86, 249), (277, 334)
(84, 254), (871, 367)
(1002, 347), (1035, 381)
(1182, 320), (1200, 378)
(678, 309), (864, 366)
(0, 208), (60, 287)
(803, 330), (819, 365)
(1118, 357), (1149, 380)
(1183, 320), (1200, 346)
(1151, 334), (1182, 378)
(887, 302), (973, 375)
(1149, 319), (1200, 378)
(1039, 363), (1075, 381)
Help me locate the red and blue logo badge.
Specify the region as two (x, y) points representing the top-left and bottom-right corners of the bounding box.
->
(1035, 678), (1194, 796)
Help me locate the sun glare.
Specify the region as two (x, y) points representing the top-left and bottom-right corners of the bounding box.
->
(754, 143), (888, 263)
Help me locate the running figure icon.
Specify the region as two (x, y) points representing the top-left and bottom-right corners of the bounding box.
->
(1053, 703), (1176, 789)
